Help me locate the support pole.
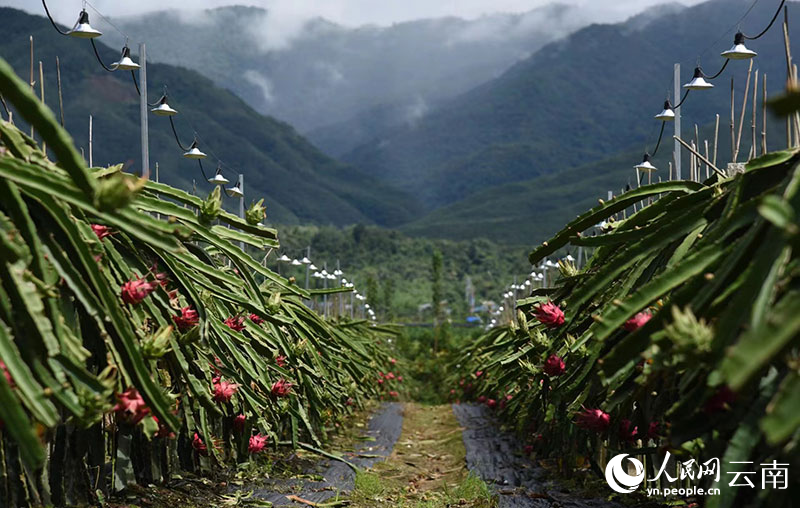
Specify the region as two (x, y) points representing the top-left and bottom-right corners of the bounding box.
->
(88, 115), (93, 167)
(239, 174), (245, 251)
(674, 63), (682, 180)
(305, 246), (311, 291)
(139, 43), (150, 179)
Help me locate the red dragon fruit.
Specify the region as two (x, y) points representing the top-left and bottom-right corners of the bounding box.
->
(532, 302), (565, 328)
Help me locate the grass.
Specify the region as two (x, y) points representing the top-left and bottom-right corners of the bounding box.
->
(347, 404), (496, 508)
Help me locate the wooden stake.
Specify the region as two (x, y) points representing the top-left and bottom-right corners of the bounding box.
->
(794, 65), (800, 147)
(783, 6), (793, 147)
(751, 69), (758, 160)
(704, 140), (710, 179)
(88, 115), (93, 168)
(691, 141), (697, 181)
(39, 60), (45, 153)
(762, 73), (768, 155)
(674, 136), (725, 178)
(56, 56), (65, 127)
(669, 161), (673, 181)
(694, 124), (700, 175)
(713, 114), (720, 167)
(731, 77), (736, 161)
(734, 60), (754, 162)
(29, 36), (34, 138)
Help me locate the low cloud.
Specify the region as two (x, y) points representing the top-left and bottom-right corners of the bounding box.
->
(9, 1), (705, 29)
(243, 70), (276, 105)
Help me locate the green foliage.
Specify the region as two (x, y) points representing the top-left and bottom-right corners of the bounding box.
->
(451, 150), (800, 506)
(275, 224), (530, 321)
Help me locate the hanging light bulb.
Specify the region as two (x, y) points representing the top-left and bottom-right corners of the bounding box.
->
(207, 167), (229, 186)
(151, 96), (178, 116)
(655, 100), (675, 121)
(68, 10), (102, 39)
(183, 140), (207, 159)
(683, 67), (714, 90)
(113, 45), (140, 70)
(721, 32), (757, 60)
(225, 182), (244, 198)
(634, 153), (658, 172)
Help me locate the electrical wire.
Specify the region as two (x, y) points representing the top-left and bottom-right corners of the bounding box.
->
(131, 71), (141, 96)
(743, 0), (787, 39)
(652, 122), (666, 156)
(41, 0), (70, 36)
(197, 160), (209, 181)
(169, 116), (191, 151)
(699, 0), (761, 59)
(84, 0), (129, 39)
(674, 89), (691, 108)
(90, 39), (116, 72)
(703, 58), (730, 80)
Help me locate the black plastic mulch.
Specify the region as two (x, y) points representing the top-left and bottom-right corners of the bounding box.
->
(250, 402), (403, 507)
(452, 403), (626, 508)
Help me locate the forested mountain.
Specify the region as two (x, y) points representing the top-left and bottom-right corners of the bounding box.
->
(343, 0), (797, 218)
(1, 7), (418, 226)
(116, 3), (591, 134)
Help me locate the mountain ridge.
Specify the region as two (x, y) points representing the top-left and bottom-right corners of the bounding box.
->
(0, 7), (418, 227)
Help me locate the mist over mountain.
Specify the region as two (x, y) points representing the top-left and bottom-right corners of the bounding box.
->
(115, 3), (593, 135)
(343, 0), (798, 228)
(0, 7), (418, 227)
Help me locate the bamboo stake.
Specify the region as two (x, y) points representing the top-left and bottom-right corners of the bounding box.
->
(694, 124), (700, 175)
(783, 6), (793, 147)
(674, 136), (725, 178)
(705, 140), (710, 180)
(751, 69), (758, 160)
(734, 60), (754, 162)
(691, 141), (697, 181)
(56, 56), (65, 128)
(669, 161), (673, 181)
(29, 36), (34, 138)
(794, 65), (800, 147)
(39, 60), (45, 154)
(731, 77), (736, 161)
(762, 73), (768, 155)
(713, 114), (720, 167)
(88, 115), (93, 168)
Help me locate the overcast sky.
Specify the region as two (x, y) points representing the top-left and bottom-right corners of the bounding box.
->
(7, 0), (704, 27)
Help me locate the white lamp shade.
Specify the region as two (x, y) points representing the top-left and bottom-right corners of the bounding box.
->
(721, 33), (757, 60)
(301, 257), (311, 264)
(278, 254), (291, 262)
(291, 259), (302, 266)
(225, 184), (243, 198)
(683, 67), (714, 90)
(151, 96), (178, 116)
(655, 100), (675, 121)
(208, 169), (229, 186)
(183, 141), (207, 159)
(634, 153), (658, 172)
(69, 10), (102, 38)
(113, 46), (140, 70)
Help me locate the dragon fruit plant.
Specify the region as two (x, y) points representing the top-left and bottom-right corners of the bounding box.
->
(0, 57), (401, 504)
(449, 145), (800, 506)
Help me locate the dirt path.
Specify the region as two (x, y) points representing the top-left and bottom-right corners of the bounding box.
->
(453, 403), (621, 508)
(251, 402), (404, 507)
(347, 403), (495, 507)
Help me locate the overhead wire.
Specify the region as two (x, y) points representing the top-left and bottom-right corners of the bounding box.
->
(647, 0), (785, 161)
